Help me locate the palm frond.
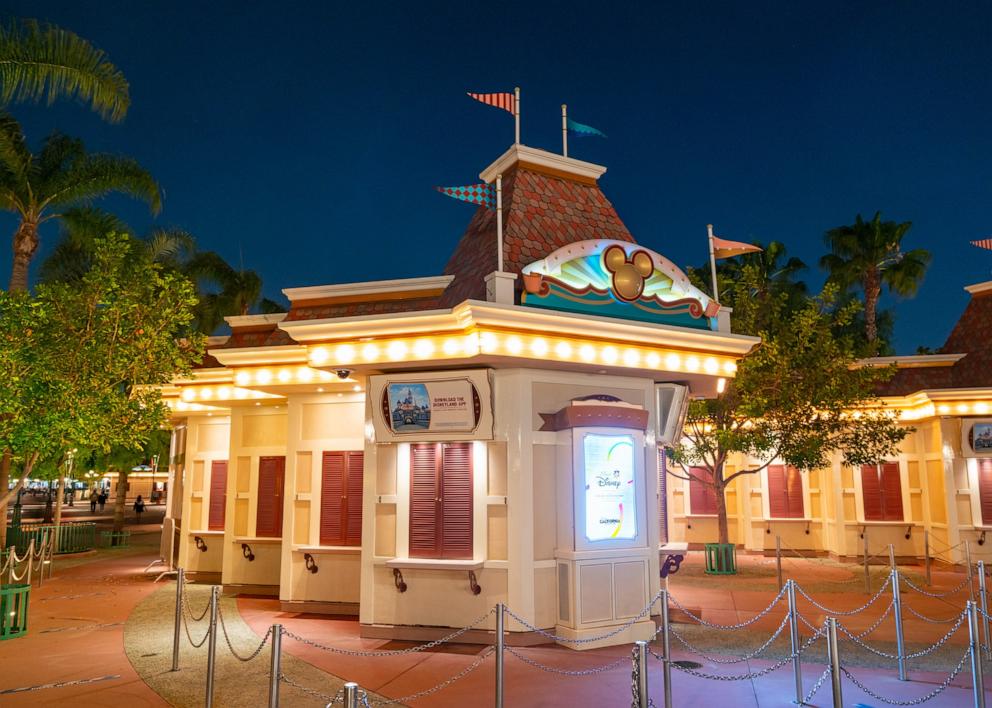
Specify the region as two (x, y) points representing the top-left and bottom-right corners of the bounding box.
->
(144, 227), (196, 266)
(0, 19), (129, 122)
(38, 153), (161, 214)
(0, 112), (30, 180)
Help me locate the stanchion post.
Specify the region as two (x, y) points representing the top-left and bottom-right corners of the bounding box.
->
(268, 623), (282, 708)
(978, 562), (990, 660)
(171, 568), (184, 672)
(924, 529), (932, 586)
(24, 538), (34, 585)
(967, 601), (986, 708)
(966, 540), (975, 602)
(661, 589), (673, 708)
(635, 640), (649, 708)
(888, 543), (896, 572)
(786, 580), (803, 705)
(495, 602), (504, 708)
(205, 586), (219, 708)
(863, 531), (870, 594)
(890, 568), (907, 681)
(826, 618), (843, 708)
(776, 535), (783, 591)
(343, 682), (359, 708)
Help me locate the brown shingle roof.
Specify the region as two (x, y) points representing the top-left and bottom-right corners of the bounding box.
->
(284, 295), (444, 322)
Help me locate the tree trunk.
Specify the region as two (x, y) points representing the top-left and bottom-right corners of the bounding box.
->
(714, 480), (730, 544)
(43, 481), (54, 523)
(0, 451), (9, 549)
(113, 470), (128, 533)
(0, 452), (39, 509)
(54, 474), (64, 528)
(863, 270), (881, 345)
(9, 220), (40, 292)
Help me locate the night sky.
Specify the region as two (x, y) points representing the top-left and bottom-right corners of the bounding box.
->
(5, 1), (992, 352)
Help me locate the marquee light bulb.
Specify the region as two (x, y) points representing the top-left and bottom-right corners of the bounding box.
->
(685, 356), (700, 372)
(622, 349), (640, 367)
(297, 367), (314, 383)
(181, 389), (195, 402)
(277, 369), (292, 383)
(235, 371), (250, 386)
(413, 339), (435, 358)
(601, 346), (619, 364)
(531, 338), (549, 357)
(362, 343), (379, 361)
(479, 332), (498, 353)
(579, 344), (596, 362)
(703, 357), (719, 374)
(555, 341), (573, 358)
(665, 353), (681, 370)
(216, 386), (230, 399)
(335, 345), (356, 364)
(442, 338), (461, 356)
(645, 352), (661, 368)
(975, 403), (989, 414)
(506, 336), (524, 355)
(387, 341), (408, 360)
(937, 404), (950, 414)
(723, 360), (738, 375)
(255, 369), (272, 385)
(310, 347), (329, 365)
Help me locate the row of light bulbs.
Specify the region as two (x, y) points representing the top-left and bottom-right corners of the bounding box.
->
(233, 365), (345, 387)
(307, 331), (738, 376)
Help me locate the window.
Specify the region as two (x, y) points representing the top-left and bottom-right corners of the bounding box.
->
(208, 460), (228, 530)
(256, 456), (286, 537)
(860, 462), (903, 521)
(978, 459), (992, 527)
(409, 442), (473, 559)
(767, 465), (804, 519)
(320, 451), (364, 546)
(688, 466), (718, 515)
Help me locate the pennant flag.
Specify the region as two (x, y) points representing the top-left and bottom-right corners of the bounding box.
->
(972, 238), (992, 251)
(712, 236), (763, 260)
(467, 92), (515, 114)
(567, 118), (607, 138)
(435, 184), (496, 210)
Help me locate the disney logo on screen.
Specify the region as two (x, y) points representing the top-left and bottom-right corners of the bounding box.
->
(596, 471), (622, 489)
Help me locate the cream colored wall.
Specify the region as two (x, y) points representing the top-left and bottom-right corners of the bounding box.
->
(177, 415), (230, 575)
(222, 406), (287, 587)
(279, 392), (365, 604)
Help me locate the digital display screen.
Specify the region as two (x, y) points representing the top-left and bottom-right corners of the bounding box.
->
(583, 433), (637, 541)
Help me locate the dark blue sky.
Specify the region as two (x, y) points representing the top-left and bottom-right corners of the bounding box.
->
(5, 1), (992, 351)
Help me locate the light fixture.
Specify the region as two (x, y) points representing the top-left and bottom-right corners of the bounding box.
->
(277, 369), (291, 383)
(235, 371), (251, 386)
(310, 347), (329, 365)
(362, 343), (380, 361)
(352, 384), (361, 392)
(255, 369), (272, 385)
(335, 344), (356, 364)
(579, 344), (596, 362)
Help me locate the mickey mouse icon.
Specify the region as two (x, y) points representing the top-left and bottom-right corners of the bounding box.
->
(603, 245), (653, 302)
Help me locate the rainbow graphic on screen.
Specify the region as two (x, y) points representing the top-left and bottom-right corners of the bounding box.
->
(584, 433), (637, 542)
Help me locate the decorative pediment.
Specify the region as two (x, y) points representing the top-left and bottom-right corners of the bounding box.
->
(520, 239), (718, 330)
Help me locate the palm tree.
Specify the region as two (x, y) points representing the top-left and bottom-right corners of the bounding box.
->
(820, 212), (931, 347)
(0, 116), (160, 291)
(185, 251), (285, 333)
(0, 19), (129, 122)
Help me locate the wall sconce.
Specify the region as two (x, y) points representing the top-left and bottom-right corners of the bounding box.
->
(904, 525), (912, 541)
(241, 543), (255, 562)
(304, 553), (319, 574)
(980, 531), (987, 547)
(468, 570), (481, 595)
(804, 522), (811, 536)
(392, 568), (407, 593)
(194, 536), (208, 552)
(765, 524), (771, 535)
(859, 525), (866, 539)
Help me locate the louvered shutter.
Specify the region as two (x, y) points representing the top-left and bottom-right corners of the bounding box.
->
(658, 447), (668, 544)
(689, 467), (717, 515)
(861, 465), (884, 521)
(881, 462), (904, 521)
(256, 456), (285, 538)
(320, 452), (345, 545)
(785, 466), (805, 519)
(208, 460), (228, 530)
(441, 443), (473, 560)
(409, 444), (440, 558)
(345, 452), (364, 546)
(978, 459), (992, 526)
(767, 465), (789, 518)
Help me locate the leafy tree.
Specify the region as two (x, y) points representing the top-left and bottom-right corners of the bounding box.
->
(820, 212), (930, 349)
(0, 18), (129, 122)
(0, 234), (203, 544)
(0, 116), (161, 291)
(667, 268), (908, 545)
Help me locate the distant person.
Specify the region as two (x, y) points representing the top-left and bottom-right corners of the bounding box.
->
(89, 488), (97, 513)
(133, 495), (145, 523)
(97, 490), (107, 511)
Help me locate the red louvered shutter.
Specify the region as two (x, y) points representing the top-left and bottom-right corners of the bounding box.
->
(345, 452), (364, 546)
(861, 465), (884, 521)
(320, 452), (345, 545)
(256, 456), (285, 538)
(785, 466), (804, 519)
(658, 447), (668, 544)
(767, 465), (788, 519)
(881, 462), (904, 521)
(978, 459), (992, 526)
(689, 467), (718, 515)
(440, 443), (473, 560)
(409, 444), (440, 558)
(208, 460), (228, 530)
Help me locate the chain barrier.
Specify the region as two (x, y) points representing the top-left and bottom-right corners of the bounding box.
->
(504, 645), (627, 676)
(282, 609), (494, 657)
(505, 590), (662, 645)
(667, 612), (790, 664)
(368, 647), (495, 705)
(836, 610), (965, 661)
(840, 648), (971, 706)
(900, 571), (971, 599)
(803, 667), (832, 704)
(216, 606), (272, 662)
(182, 587), (211, 622)
(278, 672), (343, 704)
(847, 598), (894, 639)
(904, 605), (962, 625)
(181, 603), (211, 648)
(794, 573), (892, 615)
(630, 651), (657, 708)
(667, 584), (788, 630)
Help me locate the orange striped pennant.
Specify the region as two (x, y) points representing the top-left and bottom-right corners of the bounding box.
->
(972, 238), (992, 251)
(467, 92), (515, 114)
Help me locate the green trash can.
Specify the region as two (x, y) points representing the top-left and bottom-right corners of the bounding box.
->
(0, 584), (30, 640)
(704, 543), (737, 575)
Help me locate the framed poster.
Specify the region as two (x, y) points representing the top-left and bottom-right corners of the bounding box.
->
(369, 370), (494, 442)
(583, 433), (637, 541)
(963, 419), (992, 457)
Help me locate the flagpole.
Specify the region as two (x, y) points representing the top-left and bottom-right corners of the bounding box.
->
(707, 223), (719, 301)
(514, 87), (521, 145)
(562, 104), (568, 158)
(497, 174), (504, 272)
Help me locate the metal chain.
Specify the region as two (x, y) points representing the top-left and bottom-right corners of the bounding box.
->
(667, 584), (787, 630)
(667, 612), (790, 664)
(505, 590), (663, 644)
(794, 573), (891, 615)
(803, 667), (832, 704)
(282, 609), (494, 657)
(181, 603), (211, 648)
(840, 649), (971, 705)
(182, 587), (210, 622)
(216, 605), (272, 662)
(630, 648), (639, 708)
(900, 571), (971, 598)
(369, 647), (495, 705)
(504, 645), (627, 675)
(278, 672), (340, 704)
(903, 605), (962, 625)
(835, 611), (965, 661)
(846, 598), (894, 639)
